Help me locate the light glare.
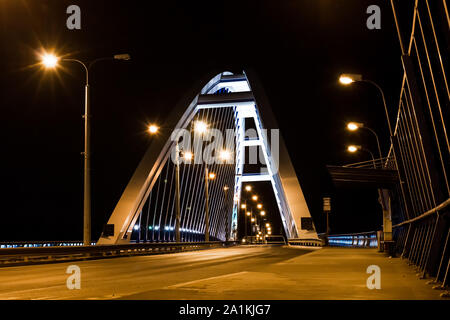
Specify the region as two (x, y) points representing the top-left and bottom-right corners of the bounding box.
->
(183, 151), (193, 161)
(148, 125), (159, 134)
(219, 150), (231, 161)
(339, 76), (354, 85)
(194, 121), (208, 134)
(41, 53), (58, 68)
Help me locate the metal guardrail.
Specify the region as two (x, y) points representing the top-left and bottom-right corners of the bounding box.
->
(342, 157), (388, 169)
(0, 241), (238, 267)
(0, 241), (93, 248)
(241, 235), (287, 245)
(288, 238), (323, 247)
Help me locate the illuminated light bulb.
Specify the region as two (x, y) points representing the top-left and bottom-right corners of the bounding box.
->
(41, 53), (58, 68)
(347, 145), (360, 153)
(148, 125), (159, 133)
(194, 121), (208, 133)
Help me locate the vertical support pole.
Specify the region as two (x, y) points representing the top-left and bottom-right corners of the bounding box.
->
(83, 83), (91, 246)
(326, 211), (330, 246)
(380, 189), (393, 253)
(224, 186), (229, 241)
(205, 165), (210, 242)
(175, 143), (181, 243)
(244, 202), (247, 240)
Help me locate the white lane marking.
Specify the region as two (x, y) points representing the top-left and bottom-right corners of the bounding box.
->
(166, 271), (248, 289)
(0, 284), (63, 296)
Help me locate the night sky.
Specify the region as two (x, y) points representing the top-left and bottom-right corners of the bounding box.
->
(0, 1), (405, 241)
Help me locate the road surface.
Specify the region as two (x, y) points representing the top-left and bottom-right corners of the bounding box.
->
(0, 246), (442, 299)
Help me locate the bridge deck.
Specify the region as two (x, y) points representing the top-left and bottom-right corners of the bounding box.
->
(0, 246), (442, 300)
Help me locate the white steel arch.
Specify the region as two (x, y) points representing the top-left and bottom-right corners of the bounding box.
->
(97, 71), (318, 245)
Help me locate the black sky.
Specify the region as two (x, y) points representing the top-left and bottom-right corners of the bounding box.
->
(0, 0), (405, 241)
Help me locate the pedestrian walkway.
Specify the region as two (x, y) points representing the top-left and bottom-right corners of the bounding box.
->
(265, 247), (443, 299)
(136, 247), (444, 300)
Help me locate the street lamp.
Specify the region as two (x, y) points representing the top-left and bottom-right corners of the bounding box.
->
(347, 122), (363, 131)
(252, 195), (258, 201)
(245, 211), (251, 240)
(40, 51), (131, 246)
(339, 73), (392, 136)
(204, 169), (216, 242)
(193, 120), (212, 241)
(183, 151), (193, 161)
(41, 53), (58, 68)
(346, 122), (382, 160)
(257, 204), (263, 209)
(148, 125), (159, 134)
(347, 145), (376, 168)
(339, 73), (362, 85)
(194, 120), (208, 134)
(223, 185), (230, 241)
(219, 150), (232, 162)
(148, 124), (190, 243)
(174, 145), (194, 243)
(241, 185), (252, 241)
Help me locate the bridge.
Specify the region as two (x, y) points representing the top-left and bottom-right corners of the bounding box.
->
(1, 1), (449, 303)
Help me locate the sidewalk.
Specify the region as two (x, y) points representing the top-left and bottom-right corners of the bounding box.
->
(150, 247), (445, 300)
(266, 247), (443, 299)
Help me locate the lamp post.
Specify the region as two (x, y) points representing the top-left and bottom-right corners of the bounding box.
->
(175, 143), (181, 243)
(245, 211), (251, 241)
(339, 74), (392, 136)
(193, 120), (211, 242)
(347, 122), (383, 161)
(147, 124), (193, 243)
(241, 185), (252, 241)
(41, 52), (131, 246)
(251, 216), (255, 242)
(347, 145), (376, 168)
(340, 73), (400, 250)
(223, 185), (229, 241)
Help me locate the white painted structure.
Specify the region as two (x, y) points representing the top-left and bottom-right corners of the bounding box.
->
(98, 71), (318, 244)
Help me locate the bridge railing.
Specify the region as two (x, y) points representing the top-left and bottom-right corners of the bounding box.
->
(385, 0), (450, 290)
(342, 157), (389, 169)
(0, 241), (93, 248)
(318, 232), (378, 248)
(0, 241), (238, 267)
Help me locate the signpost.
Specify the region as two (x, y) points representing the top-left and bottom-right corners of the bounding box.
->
(323, 197), (331, 245)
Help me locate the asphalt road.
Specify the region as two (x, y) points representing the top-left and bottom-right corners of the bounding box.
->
(0, 245), (310, 300)
(0, 246), (443, 300)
